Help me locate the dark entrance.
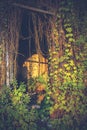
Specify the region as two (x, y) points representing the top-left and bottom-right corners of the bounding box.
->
(17, 12), (48, 83)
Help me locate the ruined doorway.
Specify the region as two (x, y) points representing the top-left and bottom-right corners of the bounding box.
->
(17, 12), (48, 83)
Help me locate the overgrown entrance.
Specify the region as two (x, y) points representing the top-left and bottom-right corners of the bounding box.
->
(17, 12), (48, 83)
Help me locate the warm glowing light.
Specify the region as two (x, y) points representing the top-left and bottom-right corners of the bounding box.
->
(23, 54), (48, 79)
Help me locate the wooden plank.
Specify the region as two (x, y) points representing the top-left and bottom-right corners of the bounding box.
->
(26, 59), (48, 64)
(13, 3), (55, 15)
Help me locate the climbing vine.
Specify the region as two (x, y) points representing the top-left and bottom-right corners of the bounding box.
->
(46, 1), (87, 129)
(0, 0), (87, 129)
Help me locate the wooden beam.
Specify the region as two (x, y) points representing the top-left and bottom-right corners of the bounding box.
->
(13, 3), (55, 15)
(26, 60), (48, 64)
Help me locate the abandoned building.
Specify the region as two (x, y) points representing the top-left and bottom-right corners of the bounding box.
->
(0, 0), (58, 86)
(0, 0), (86, 88)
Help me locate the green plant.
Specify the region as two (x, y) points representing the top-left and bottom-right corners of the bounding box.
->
(46, 1), (87, 130)
(0, 79), (38, 130)
(26, 76), (53, 130)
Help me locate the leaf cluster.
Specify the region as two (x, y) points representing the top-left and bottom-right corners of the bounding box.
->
(0, 80), (38, 130)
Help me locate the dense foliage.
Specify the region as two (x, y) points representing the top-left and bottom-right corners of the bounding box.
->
(0, 77), (87, 130)
(0, 80), (38, 130)
(47, 0), (87, 129)
(0, 0), (87, 130)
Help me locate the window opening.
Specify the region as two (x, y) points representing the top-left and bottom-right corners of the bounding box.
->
(17, 12), (48, 83)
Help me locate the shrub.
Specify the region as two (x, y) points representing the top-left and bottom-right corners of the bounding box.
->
(0, 79), (38, 130)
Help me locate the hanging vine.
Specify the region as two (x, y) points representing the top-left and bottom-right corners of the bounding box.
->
(0, 2), (9, 85)
(8, 6), (22, 81)
(32, 13), (43, 56)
